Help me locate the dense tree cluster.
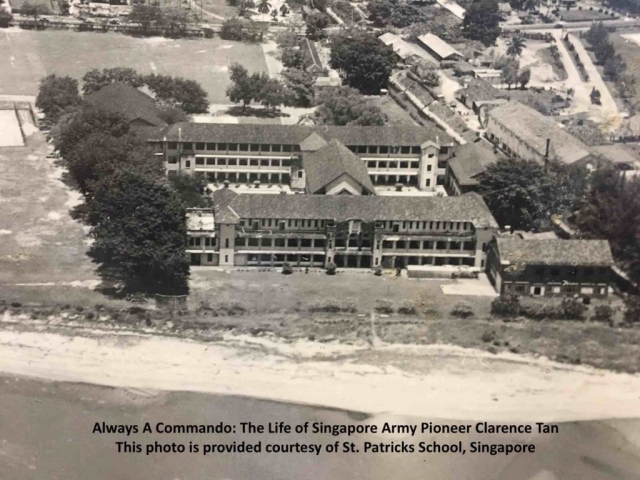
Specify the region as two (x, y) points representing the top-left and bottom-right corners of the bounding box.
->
(329, 31), (396, 93)
(219, 17), (267, 42)
(573, 169), (640, 283)
(367, 0), (426, 28)
(36, 68), (216, 295)
(35, 74), (81, 124)
(313, 86), (388, 126)
(478, 158), (584, 231)
(128, 4), (193, 37)
(80, 68), (210, 114)
(405, 10), (462, 43)
(462, 0), (501, 46)
(226, 63), (292, 112)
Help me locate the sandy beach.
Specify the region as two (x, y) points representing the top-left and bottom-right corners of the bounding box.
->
(1, 313), (640, 423)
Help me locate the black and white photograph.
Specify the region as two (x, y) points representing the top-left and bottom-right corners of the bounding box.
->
(1, 0), (640, 476)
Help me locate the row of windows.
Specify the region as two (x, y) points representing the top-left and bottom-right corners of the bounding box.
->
(366, 160), (420, 170)
(380, 220), (474, 232)
(236, 237), (326, 248)
(188, 237), (217, 247)
(240, 219), (326, 229)
(194, 157), (291, 167)
(167, 142), (301, 153)
(529, 266), (609, 277)
(347, 145), (421, 155)
(382, 240), (475, 251)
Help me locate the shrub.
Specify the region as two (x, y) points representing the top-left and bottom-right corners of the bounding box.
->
(451, 303), (474, 319)
(560, 298), (587, 320)
(308, 301), (356, 313)
(398, 303), (417, 315)
(624, 296), (640, 323)
(0, 10), (13, 28)
(592, 304), (614, 322)
(374, 267), (382, 276)
(491, 296), (520, 317)
(481, 330), (496, 343)
(375, 300), (394, 314)
(85, 312), (96, 320)
(326, 262), (337, 275)
(282, 262), (293, 275)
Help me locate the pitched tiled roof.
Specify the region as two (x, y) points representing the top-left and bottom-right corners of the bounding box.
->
(153, 123), (448, 147)
(487, 101), (591, 165)
(417, 33), (463, 60)
(303, 139), (375, 194)
(84, 83), (167, 127)
(496, 238), (614, 267)
(448, 141), (501, 186)
(213, 191), (498, 228)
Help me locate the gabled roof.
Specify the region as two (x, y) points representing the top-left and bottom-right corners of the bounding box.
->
(304, 38), (323, 70)
(417, 33), (463, 60)
(84, 83), (167, 127)
(300, 132), (328, 151)
(448, 141), (501, 186)
(154, 123), (450, 147)
(303, 139), (375, 194)
(213, 191), (498, 228)
(487, 101), (591, 165)
(495, 238), (614, 267)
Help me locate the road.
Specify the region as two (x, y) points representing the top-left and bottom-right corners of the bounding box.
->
(1, 374), (640, 480)
(568, 32), (620, 117)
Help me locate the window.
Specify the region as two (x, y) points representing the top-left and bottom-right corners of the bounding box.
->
(436, 241), (447, 250)
(183, 142), (193, 150)
(410, 162), (419, 169)
(250, 144), (260, 152)
(168, 157), (178, 164)
(261, 238), (272, 247)
(427, 165), (432, 171)
(315, 239), (325, 248)
(358, 146), (367, 153)
(239, 144), (248, 151)
(217, 143), (227, 151)
(389, 161), (398, 169)
(411, 146), (420, 154)
(228, 158), (237, 166)
(383, 240), (394, 249)
(248, 238), (259, 247)
(401, 146), (410, 154)
(463, 241), (475, 251)
(225, 255), (228, 263)
(368, 146), (378, 154)
(206, 158), (215, 165)
(568, 268), (578, 277)
(397, 240), (406, 249)
(272, 159), (280, 167)
(272, 144), (281, 152)
(379, 146), (388, 154)
(379, 161), (387, 168)
(287, 238), (298, 247)
(225, 238), (229, 248)
(236, 237), (246, 247)
(260, 144), (270, 152)
(282, 159), (291, 167)
(400, 162), (408, 169)
(297, 171), (304, 178)
(195, 143), (205, 150)
(301, 239), (312, 247)
(283, 145), (292, 152)
(534, 267), (545, 276)
(275, 238), (285, 247)
(260, 159), (269, 166)
(239, 158), (248, 166)
(206, 143), (216, 151)
(168, 142), (177, 149)
(409, 240), (420, 249)
(185, 161), (191, 168)
(423, 241), (433, 250)
(250, 159), (259, 166)
(207, 253), (213, 262)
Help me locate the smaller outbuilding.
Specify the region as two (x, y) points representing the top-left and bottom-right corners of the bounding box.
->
(417, 33), (464, 62)
(486, 237), (614, 298)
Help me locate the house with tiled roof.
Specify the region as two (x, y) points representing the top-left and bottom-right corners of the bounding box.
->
(417, 33), (464, 62)
(186, 188), (498, 269)
(148, 122), (455, 192)
(486, 237), (614, 297)
(84, 83), (167, 128)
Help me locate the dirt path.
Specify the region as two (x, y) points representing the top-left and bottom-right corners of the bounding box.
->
(2, 315), (640, 422)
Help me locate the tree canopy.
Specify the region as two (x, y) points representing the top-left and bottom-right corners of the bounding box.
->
(573, 168), (640, 282)
(82, 67), (144, 95)
(143, 74), (210, 113)
(329, 32), (396, 94)
(168, 172), (212, 208)
(479, 158), (573, 231)
(313, 86), (387, 126)
(462, 0), (501, 46)
(35, 74), (81, 124)
(367, 0), (426, 27)
(86, 170), (190, 295)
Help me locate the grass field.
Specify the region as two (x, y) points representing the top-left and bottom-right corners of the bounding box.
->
(611, 32), (640, 104)
(201, 0), (239, 18)
(369, 95), (419, 127)
(0, 29), (268, 104)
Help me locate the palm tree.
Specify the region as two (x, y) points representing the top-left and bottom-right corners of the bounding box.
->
(506, 34), (526, 58)
(257, 0), (271, 15)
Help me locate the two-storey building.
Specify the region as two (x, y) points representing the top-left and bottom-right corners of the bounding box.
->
(486, 237), (614, 298)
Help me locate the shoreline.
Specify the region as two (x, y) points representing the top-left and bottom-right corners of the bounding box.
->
(2, 313), (640, 423)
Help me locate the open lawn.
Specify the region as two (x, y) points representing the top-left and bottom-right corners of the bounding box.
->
(369, 95), (419, 127)
(0, 29), (268, 104)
